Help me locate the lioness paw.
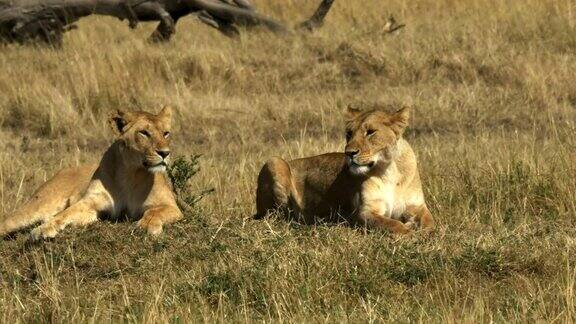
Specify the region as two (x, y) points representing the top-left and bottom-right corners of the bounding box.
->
(395, 225), (413, 235)
(29, 224), (58, 241)
(137, 218), (163, 236)
(405, 220), (417, 230)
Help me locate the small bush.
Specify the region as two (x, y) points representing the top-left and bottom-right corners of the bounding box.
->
(167, 155), (214, 212)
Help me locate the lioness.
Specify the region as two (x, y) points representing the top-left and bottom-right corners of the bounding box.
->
(256, 106), (434, 233)
(0, 106), (182, 240)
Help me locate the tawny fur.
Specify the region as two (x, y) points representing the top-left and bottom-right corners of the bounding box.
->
(0, 106), (182, 240)
(256, 106), (434, 234)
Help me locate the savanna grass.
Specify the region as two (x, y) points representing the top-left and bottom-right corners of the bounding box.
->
(0, 0), (575, 322)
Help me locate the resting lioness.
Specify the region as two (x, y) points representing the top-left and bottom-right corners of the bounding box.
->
(0, 106), (182, 240)
(256, 106), (434, 233)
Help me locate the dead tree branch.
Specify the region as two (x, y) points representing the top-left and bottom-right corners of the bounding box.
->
(0, 0), (337, 45)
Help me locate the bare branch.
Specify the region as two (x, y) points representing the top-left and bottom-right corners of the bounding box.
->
(298, 0), (335, 31)
(197, 9), (239, 38)
(187, 0), (289, 34)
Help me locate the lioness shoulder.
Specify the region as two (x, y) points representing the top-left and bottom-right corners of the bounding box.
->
(256, 106), (434, 233)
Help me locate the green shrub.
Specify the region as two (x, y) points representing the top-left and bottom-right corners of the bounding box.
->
(167, 155), (214, 212)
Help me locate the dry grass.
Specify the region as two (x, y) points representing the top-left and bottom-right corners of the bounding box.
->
(1, 0), (576, 322)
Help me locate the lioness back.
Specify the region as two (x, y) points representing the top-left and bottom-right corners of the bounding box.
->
(0, 164), (96, 237)
(257, 153), (361, 223)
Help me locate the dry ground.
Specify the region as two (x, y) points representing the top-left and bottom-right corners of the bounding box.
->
(1, 0), (576, 322)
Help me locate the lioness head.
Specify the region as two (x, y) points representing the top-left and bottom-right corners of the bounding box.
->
(109, 106), (173, 173)
(344, 106), (410, 176)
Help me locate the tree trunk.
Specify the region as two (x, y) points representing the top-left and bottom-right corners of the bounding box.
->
(0, 0), (148, 44)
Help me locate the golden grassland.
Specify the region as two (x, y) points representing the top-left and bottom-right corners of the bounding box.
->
(0, 0), (576, 321)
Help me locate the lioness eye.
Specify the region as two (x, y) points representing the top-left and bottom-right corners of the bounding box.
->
(345, 130), (352, 140)
(164, 131), (170, 138)
(366, 129), (376, 136)
(139, 130), (151, 138)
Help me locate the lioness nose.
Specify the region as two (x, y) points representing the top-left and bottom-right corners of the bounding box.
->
(345, 149), (359, 158)
(157, 150), (170, 159)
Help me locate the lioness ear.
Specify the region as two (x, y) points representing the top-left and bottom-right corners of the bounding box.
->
(157, 105), (172, 128)
(345, 105), (361, 120)
(389, 107), (410, 136)
(109, 109), (135, 135)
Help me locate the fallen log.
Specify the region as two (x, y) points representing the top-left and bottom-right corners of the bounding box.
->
(0, 0), (336, 45)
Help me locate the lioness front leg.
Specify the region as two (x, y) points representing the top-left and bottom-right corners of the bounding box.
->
(137, 205), (182, 235)
(361, 213), (412, 234)
(404, 204), (434, 230)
